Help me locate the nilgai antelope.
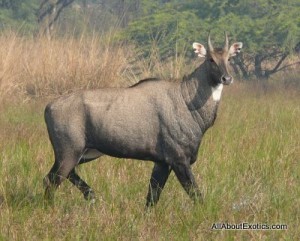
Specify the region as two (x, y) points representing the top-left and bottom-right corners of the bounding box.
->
(44, 33), (243, 206)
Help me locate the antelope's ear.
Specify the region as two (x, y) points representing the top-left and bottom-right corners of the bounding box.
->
(193, 42), (207, 57)
(229, 42), (243, 56)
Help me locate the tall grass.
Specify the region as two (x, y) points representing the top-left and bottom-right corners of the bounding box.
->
(0, 32), (299, 240)
(0, 31), (131, 100)
(0, 31), (193, 103)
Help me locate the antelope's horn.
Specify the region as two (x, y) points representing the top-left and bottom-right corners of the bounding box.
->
(208, 32), (213, 52)
(224, 31), (229, 50)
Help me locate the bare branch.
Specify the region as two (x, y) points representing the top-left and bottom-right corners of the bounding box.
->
(47, 0), (75, 30)
(40, 0), (49, 9)
(272, 61), (300, 73)
(38, 0), (75, 36)
(38, 2), (55, 23)
(268, 53), (288, 75)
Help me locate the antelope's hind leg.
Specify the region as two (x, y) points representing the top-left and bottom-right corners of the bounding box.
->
(44, 149), (82, 202)
(68, 149), (103, 202)
(43, 153), (79, 202)
(68, 169), (95, 202)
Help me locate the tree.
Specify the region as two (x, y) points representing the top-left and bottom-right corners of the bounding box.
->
(122, 0), (300, 79)
(38, 0), (75, 37)
(0, 0), (39, 32)
(122, 5), (204, 59)
(221, 0), (300, 79)
(0, 0), (299, 80)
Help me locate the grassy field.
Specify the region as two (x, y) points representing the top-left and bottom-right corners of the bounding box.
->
(0, 33), (299, 240)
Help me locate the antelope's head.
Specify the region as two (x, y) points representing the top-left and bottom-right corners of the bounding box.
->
(193, 32), (243, 86)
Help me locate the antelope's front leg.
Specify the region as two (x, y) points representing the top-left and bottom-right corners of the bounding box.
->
(146, 163), (171, 207)
(172, 162), (203, 203)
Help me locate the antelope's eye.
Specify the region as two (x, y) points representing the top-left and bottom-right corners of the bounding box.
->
(228, 58), (231, 61)
(210, 58), (214, 63)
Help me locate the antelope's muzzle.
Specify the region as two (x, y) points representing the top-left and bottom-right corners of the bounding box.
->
(221, 75), (233, 85)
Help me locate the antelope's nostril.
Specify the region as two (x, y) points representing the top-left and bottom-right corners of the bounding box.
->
(221, 76), (232, 84)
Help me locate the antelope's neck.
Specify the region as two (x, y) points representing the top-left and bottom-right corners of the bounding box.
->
(180, 64), (221, 130)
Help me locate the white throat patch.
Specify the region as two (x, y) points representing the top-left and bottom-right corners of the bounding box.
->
(211, 84), (224, 101)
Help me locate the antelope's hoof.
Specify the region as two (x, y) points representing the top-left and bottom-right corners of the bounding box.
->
(84, 189), (96, 204)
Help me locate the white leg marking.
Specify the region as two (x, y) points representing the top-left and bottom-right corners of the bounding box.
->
(212, 84), (224, 101)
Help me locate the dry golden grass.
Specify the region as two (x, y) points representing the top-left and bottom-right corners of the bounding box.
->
(0, 31), (133, 100)
(0, 31), (194, 104)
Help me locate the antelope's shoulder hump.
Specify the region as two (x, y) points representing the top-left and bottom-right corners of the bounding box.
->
(129, 78), (161, 88)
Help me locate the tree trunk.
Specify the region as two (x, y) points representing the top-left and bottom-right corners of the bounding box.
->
(38, 0), (75, 37)
(231, 61), (240, 78)
(117, 0), (128, 28)
(254, 54), (265, 79)
(233, 54), (249, 79)
(254, 53), (289, 79)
